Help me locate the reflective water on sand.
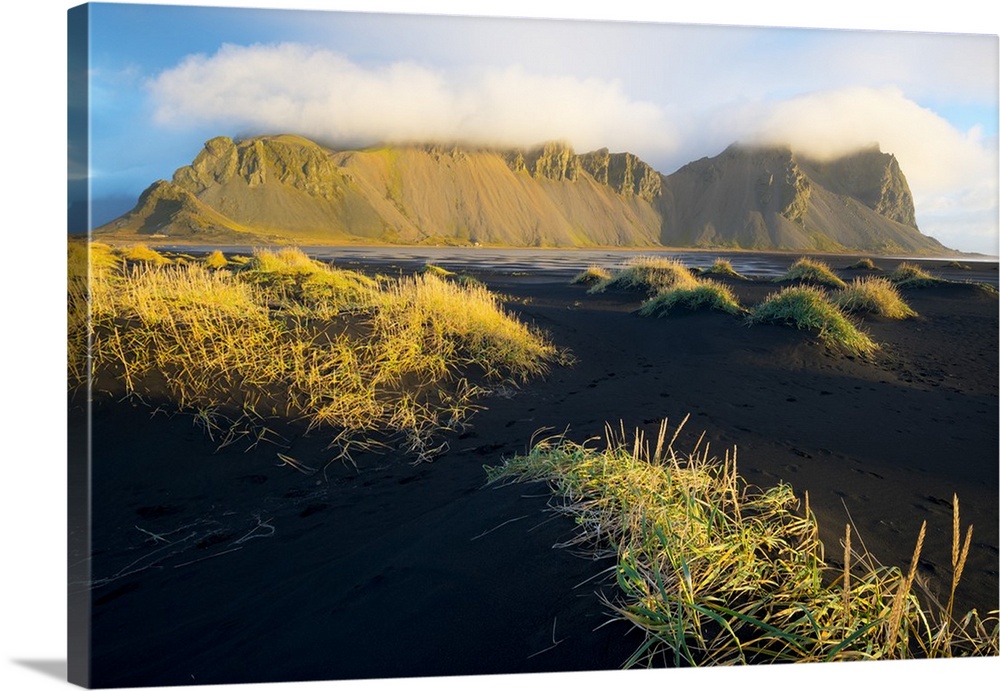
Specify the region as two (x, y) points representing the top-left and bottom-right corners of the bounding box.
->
(161, 245), (999, 285)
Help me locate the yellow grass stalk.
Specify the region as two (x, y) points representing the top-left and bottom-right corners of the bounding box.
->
(886, 520), (926, 652)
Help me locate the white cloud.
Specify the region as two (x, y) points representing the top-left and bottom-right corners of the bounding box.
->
(724, 86), (998, 251)
(743, 87), (994, 193)
(148, 42), (677, 156)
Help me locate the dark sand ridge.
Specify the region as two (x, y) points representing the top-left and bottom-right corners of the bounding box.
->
(75, 255), (998, 687)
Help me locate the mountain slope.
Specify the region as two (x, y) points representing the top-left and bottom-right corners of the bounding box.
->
(95, 134), (956, 255)
(657, 144), (947, 254)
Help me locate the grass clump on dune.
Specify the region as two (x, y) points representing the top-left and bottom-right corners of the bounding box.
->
(889, 262), (945, 288)
(833, 277), (917, 319)
(421, 263), (484, 288)
(420, 263), (455, 279)
(589, 256), (698, 295)
(571, 265), (612, 286)
(116, 243), (171, 266)
(239, 247), (379, 316)
(845, 258), (881, 271)
(776, 257), (847, 289)
(70, 244), (560, 462)
(487, 418), (998, 666)
(204, 249), (229, 270)
(638, 279), (744, 318)
(700, 257), (746, 279)
(748, 286), (877, 357)
(373, 273), (559, 384)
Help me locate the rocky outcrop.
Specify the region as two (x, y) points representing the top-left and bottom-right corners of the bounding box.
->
(797, 145), (917, 228)
(173, 135), (344, 201)
(658, 144), (945, 254)
(578, 149), (662, 202)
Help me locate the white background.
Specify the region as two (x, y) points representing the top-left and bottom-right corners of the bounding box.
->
(2, 2), (998, 690)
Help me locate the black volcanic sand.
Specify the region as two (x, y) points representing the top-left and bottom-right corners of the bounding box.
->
(74, 255), (998, 687)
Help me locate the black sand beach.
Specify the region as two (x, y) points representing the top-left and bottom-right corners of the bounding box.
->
(71, 253), (998, 687)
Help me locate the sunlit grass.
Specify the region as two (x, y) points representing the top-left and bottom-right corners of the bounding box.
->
(776, 257), (847, 289)
(69, 244), (560, 462)
(116, 243), (171, 265)
(487, 419), (999, 666)
(700, 258), (746, 279)
(571, 265), (613, 285)
(748, 286), (877, 357)
(589, 256), (699, 295)
(833, 277), (917, 319)
(845, 258), (881, 271)
(204, 249), (229, 270)
(638, 279), (744, 317)
(889, 262), (945, 288)
(238, 247), (379, 316)
(420, 263), (455, 279)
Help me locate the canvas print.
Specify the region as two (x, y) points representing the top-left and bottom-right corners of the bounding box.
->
(67, 2), (999, 688)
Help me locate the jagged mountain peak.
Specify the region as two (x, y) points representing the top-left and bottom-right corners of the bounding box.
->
(96, 134), (953, 255)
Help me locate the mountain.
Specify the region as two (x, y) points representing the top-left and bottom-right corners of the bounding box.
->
(657, 143), (944, 254)
(95, 134), (954, 255)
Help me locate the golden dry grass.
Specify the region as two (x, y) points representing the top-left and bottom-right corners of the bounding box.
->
(833, 277), (917, 319)
(69, 244), (560, 462)
(777, 257), (848, 289)
(589, 256), (699, 294)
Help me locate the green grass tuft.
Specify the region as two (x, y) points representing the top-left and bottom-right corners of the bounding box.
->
(421, 263), (455, 279)
(487, 420), (999, 666)
(589, 256), (699, 294)
(638, 279), (744, 317)
(845, 258), (881, 271)
(701, 258), (746, 279)
(833, 276), (917, 319)
(889, 262), (945, 288)
(571, 265), (613, 285)
(776, 257), (847, 289)
(748, 286), (877, 356)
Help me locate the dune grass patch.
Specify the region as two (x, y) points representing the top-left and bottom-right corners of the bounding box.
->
(421, 263), (455, 279)
(588, 256), (699, 295)
(116, 243), (171, 266)
(700, 258), (746, 279)
(204, 249), (229, 270)
(486, 419), (998, 666)
(776, 257), (847, 289)
(238, 247), (379, 316)
(420, 263), (484, 288)
(748, 286), (877, 357)
(571, 265), (613, 285)
(69, 244), (560, 462)
(833, 277), (917, 319)
(638, 279), (744, 318)
(845, 258), (881, 271)
(889, 262), (945, 288)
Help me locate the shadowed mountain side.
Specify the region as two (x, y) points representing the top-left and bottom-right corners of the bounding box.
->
(96, 134), (958, 255)
(657, 144), (947, 254)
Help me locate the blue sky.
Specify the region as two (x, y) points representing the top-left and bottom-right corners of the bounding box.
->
(71, 1), (999, 254)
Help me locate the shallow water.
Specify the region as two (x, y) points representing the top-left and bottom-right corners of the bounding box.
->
(161, 245), (1000, 285)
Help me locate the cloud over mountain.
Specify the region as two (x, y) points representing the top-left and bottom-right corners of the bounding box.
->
(145, 42), (997, 254)
(148, 42), (677, 157)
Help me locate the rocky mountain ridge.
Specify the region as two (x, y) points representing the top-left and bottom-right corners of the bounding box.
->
(96, 134), (953, 255)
